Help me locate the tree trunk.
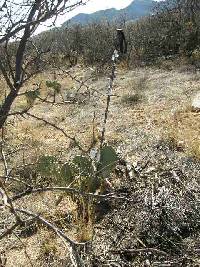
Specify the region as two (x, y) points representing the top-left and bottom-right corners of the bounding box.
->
(0, 89), (18, 128)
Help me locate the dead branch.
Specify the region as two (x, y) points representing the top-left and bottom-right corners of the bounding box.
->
(111, 248), (168, 256)
(0, 127), (9, 180)
(59, 69), (104, 97)
(0, 179), (22, 224)
(0, 0), (87, 129)
(11, 186), (135, 203)
(25, 112), (85, 152)
(0, 175), (32, 187)
(0, 222), (19, 239)
(15, 208), (85, 267)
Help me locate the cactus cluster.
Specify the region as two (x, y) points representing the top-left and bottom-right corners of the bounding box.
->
(37, 145), (118, 193)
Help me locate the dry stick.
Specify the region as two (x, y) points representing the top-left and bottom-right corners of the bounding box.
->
(0, 60), (14, 90)
(60, 69), (104, 97)
(61, 69), (91, 92)
(25, 112), (85, 153)
(0, 128), (22, 224)
(0, 147), (25, 160)
(37, 96), (77, 105)
(0, 180), (22, 224)
(0, 175), (32, 187)
(4, 39), (15, 82)
(87, 111), (97, 152)
(0, 222), (19, 239)
(100, 51), (117, 149)
(15, 208), (85, 267)
(111, 248), (168, 256)
(1, 127), (9, 180)
(92, 110), (97, 146)
(0, 216), (38, 241)
(11, 186), (135, 203)
(8, 161), (37, 175)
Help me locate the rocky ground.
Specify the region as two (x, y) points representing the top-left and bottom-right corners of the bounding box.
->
(0, 64), (200, 266)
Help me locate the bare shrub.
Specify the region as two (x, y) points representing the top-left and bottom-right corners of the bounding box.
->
(121, 92), (143, 106)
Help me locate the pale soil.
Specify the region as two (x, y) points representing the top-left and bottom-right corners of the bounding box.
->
(3, 65), (200, 160)
(0, 65), (200, 266)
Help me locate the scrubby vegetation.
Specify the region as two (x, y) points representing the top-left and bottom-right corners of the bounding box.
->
(29, 0), (200, 70)
(0, 0), (200, 266)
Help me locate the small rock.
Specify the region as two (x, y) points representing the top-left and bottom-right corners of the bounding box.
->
(176, 140), (184, 151)
(145, 166), (156, 174)
(191, 92), (200, 112)
(144, 259), (151, 266)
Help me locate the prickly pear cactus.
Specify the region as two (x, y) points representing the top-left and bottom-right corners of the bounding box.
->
(37, 155), (58, 177)
(71, 156), (94, 177)
(59, 163), (73, 184)
(98, 145), (118, 178)
(36, 145), (118, 192)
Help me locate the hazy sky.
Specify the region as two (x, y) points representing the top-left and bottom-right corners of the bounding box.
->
(74, 0), (134, 13)
(36, 0), (134, 33)
(36, 0), (161, 33)
(60, 0), (134, 21)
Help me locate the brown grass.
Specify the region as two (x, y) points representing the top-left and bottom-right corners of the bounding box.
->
(164, 109), (200, 158)
(1, 64), (200, 265)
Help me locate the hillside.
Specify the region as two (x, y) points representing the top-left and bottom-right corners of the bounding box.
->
(62, 0), (156, 26)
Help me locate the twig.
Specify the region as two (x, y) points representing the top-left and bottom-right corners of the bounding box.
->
(15, 208), (85, 267)
(11, 186), (135, 203)
(25, 112), (85, 152)
(0, 222), (19, 239)
(59, 69), (104, 97)
(61, 69), (91, 93)
(0, 175), (32, 187)
(0, 178), (22, 224)
(1, 109), (31, 121)
(37, 96), (77, 105)
(0, 147), (25, 160)
(111, 248), (168, 256)
(87, 111), (98, 151)
(0, 127), (9, 180)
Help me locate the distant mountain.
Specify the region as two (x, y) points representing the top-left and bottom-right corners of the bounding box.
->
(62, 0), (157, 27)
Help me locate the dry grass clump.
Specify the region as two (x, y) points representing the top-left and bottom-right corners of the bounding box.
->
(76, 221), (94, 242)
(130, 76), (148, 92)
(164, 108), (200, 159)
(40, 235), (58, 261)
(92, 138), (200, 266)
(155, 58), (176, 71)
(138, 174), (200, 251)
(156, 56), (194, 72)
(39, 230), (71, 266)
(121, 92), (143, 106)
(121, 76), (148, 106)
